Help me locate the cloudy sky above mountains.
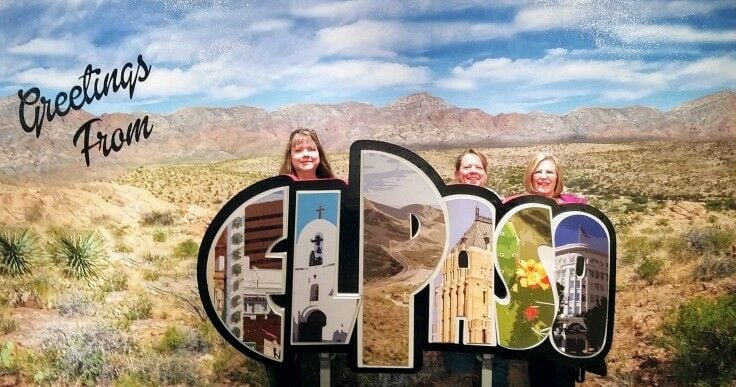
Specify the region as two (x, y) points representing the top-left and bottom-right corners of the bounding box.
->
(1, 0), (735, 115)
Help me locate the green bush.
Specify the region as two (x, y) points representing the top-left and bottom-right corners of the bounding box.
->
(636, 256), (664, 284)
(35, 322), (135, 385)
(621, 236), (661, 265)
(685, 227), (735, 255)
(664, 237), (690, 262)
(114, 242), (132, 253)
(173, 239), (198, 258)
(139, 211), (174, 227)
(0, 342), (16, 372)
(127, 351), (201, 386)
(211, 345), (269, 386)
(567, 176), (595, 190)
(155, 326), (211, 354)
(142, 269), (160, 282)
(110, 225), (129, 239)
(631, 195), (649, 205)
(640, 227), (657, 235)
(99, 272), (128, 293)
(624, 201), (647, 213)
(142, 252), (165, 264)
(114, 292), (153, 330)
(156, 326), (185, 353)
(124, 294), (153, 321)
(0, 228), (39, 277)
(0, 307), (16, 335)
(56, 291), (95, 317)
(46, 229), (106, 280)
(113, 374), (147, 387)
(694, 254), (736, 281)
(704, 197), (736, 212)
(659, 293), (736, 385)
(152, 229), (167, 243)
(2, 272), (58, 309)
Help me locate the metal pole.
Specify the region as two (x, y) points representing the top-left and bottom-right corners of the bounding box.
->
(481, 354), (493, 387)
(319, 353), (331, 387)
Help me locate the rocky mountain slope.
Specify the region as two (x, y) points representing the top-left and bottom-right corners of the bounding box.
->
(1, 91), (734, 177)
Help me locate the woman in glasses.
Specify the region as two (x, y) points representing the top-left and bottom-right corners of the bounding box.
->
(279, 128), (336, 180)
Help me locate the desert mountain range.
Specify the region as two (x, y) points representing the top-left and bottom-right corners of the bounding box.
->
(0, 90), (734, 177)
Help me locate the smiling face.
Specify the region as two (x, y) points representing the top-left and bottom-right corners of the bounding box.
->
(455, 153), (488, 186)
(290, 134), (320, 179)
(531, 159), (558, 197)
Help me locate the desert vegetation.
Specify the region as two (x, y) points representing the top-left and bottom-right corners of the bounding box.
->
(0, 140), (734, 385)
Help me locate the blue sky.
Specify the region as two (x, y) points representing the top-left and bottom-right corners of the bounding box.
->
(1, 0), (735, 115)
(296, 191), (339, 236)
(447, 196), (493, 247)
(555, 214), (608, 253)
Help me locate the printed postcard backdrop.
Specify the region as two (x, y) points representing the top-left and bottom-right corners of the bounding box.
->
(1, 1), (735, 386)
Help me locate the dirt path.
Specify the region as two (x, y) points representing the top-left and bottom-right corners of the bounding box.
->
(366, 244), (435, 290)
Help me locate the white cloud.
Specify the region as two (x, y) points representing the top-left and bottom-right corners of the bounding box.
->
(13, 67), (80, 90)
(134, 59), (269, 101)
(513, 4), (591, 31)
(513, 0), (733, 32)
(292, 0), (373, 20)
(218, 84), (257, 100)
(486, 87), (595, 113)
(313, 3), (734, 60)
(316, 19), (513, 58)
(674, 55), (736, 90)
(134, 67), (201, 98)
(286, 60), (430, 91)
(316, 20), (405, 58)
(436, 77), (477, 91)
(660, 0), (734, 16)
(8, 37), (82, 57)
(3, 0), (733, 115)
(441, 53), (667, 89)
(292, 1), (500, 22)
(614, 24), (736, 44)
(601, 89), (655, 101)
(248, 19), (294, 33)
(545, 48), (568, 57)
(441, 51), (736, 108)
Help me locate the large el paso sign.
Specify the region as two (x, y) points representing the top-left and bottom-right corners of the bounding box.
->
(197, 141), (616, 373)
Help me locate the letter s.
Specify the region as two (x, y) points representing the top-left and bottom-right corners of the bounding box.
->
(494, 203), (556, 350)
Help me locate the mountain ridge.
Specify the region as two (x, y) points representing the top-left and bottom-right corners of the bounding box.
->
(0, 90), (734, 177)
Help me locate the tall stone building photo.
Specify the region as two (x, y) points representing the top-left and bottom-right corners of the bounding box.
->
(433, 207), (497, 345)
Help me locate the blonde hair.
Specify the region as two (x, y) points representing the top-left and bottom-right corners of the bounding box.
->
(278, 128), (336, 179)
(523, 152), (564, 198)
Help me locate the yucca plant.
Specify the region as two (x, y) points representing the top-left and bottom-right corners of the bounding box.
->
(46, 229), (106, 280)
(0, 228), (39, 277)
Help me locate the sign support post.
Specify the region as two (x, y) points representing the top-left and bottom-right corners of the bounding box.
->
(319, 353), (331, 387)
(481, 354), (493, 387)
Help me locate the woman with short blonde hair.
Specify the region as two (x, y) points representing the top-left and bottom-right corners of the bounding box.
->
(514, 152), (586, 205)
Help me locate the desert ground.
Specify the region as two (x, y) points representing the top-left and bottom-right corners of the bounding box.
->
(1, 140), (735, 385)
